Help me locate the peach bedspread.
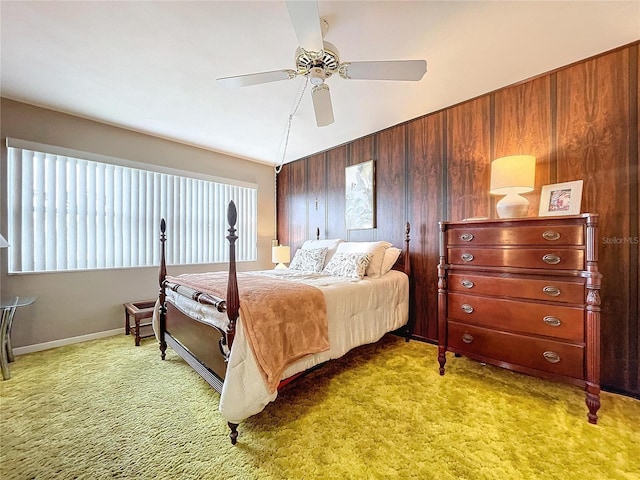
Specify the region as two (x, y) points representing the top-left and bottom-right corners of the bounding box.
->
(166, 272), (330, 392)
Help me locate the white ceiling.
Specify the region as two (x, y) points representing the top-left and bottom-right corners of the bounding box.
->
(1, 1), (639, 167)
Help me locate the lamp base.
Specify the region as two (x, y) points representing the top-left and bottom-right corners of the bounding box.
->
(274, 263), (288, 270)
(496, 193), (529, 218)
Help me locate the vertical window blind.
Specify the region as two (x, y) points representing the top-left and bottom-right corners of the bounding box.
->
(7, 142), (257, 273)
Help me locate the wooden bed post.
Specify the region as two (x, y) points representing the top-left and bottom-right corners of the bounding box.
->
(403, 222), (411, 278)
(225, 201), (241, 445)
(159, 219), (168, 360)
(225, 201), (239, 348)
(403, 222), (413, 341)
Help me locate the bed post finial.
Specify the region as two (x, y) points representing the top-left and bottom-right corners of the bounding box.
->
(159, 219), (167, 287)
(159, 218), (167, 360)
(227, 200), (237, 229)
(226, 201), (239, 347)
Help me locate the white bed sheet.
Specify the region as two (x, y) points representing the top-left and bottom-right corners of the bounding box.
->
(159, 269), (409, 424)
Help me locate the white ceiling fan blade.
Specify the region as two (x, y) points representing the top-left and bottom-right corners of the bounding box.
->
(286, 0), (323, 53)
(217, 69), (297, 88)
(340, 60), (427, 81)
(311, 84), (334, 127)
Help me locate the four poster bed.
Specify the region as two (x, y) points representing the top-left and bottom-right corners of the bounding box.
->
(156, 201), (411, 444)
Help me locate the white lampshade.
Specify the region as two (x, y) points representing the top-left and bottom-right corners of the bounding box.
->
(0, 234), (9, 249)
(271, 245), (290, 269)
(490, 155), (536, 218)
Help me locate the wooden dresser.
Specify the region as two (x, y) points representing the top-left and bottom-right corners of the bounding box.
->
(437, 214), (601, 423)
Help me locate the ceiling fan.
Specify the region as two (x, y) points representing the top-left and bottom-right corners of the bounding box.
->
(216, 1), (427, 127)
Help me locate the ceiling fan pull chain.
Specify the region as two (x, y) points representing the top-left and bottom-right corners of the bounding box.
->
(275, 77), (309, 174)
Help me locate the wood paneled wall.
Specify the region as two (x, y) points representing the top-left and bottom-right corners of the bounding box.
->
(277, 41), (640, 397)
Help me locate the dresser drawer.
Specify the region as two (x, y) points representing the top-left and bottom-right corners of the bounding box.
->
(447, 224), (584, 246)
(448, 247), (584, 270)
(448, 321), (585, 379)
(448, 272), (585, 304)
(447, 292), (584, 341)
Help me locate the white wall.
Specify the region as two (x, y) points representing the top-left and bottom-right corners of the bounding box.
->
(0, 98), (276, 350)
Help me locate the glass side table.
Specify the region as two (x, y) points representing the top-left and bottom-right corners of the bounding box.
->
(1, 296), (36, 380)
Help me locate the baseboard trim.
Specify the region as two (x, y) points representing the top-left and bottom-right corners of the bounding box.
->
(12, 328), (123, 356)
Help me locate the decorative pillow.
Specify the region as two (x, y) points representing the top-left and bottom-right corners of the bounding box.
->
(301, 238), (343, 267)
(335, 241), (392, 278)
(380, 247), (402, 275)
(322, 252), (370, 280)
(288, 247), (328, 272)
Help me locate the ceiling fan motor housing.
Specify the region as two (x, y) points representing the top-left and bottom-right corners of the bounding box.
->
(295, 42), (340, 82)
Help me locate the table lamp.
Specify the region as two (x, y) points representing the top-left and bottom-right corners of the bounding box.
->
(272, 245), (290, 269)
(490, 155), (536, 218)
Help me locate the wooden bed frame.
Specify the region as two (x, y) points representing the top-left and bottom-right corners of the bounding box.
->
(157, 201), (411, 444)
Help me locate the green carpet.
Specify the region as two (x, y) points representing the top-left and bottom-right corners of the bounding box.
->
(1, 334), (638, 480)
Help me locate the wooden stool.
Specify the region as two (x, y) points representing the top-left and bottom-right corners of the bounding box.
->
(124, 300), (155, 346)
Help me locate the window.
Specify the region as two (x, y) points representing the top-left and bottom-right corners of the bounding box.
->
(7, 139), (257, 273)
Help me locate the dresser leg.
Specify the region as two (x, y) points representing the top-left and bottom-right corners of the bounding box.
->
(585, 384), (600, 424)
(438, 348), (446, 375)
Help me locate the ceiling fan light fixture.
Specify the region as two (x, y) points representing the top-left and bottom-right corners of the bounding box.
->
(309, 67), (326, 85)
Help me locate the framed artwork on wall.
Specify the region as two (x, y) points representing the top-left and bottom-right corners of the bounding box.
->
(345, 160), (376, 230)
(538, 180), (584, 216)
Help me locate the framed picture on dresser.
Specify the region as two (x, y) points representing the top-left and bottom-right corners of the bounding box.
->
(539, 180), (583, 216)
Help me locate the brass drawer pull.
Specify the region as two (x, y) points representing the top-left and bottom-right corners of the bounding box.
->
(461, 253), (474, 262)
(461, 279), (474, 289)
(462, 333), (474, 344)
(460, 233), (474, 242)
(542, 230), (561, 241)
(543, 351), (561, 364)
(543, 316), (562, 327)
(543, 286), (561, 297)
(542, 254), (561, 265)
(461, 304), (474, 314)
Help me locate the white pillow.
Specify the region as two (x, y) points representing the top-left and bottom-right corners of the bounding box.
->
(301, 239), (343, 267)
(335, 241), (392, 278)
(380, 247), (402, 275)
(289, 247), (327, 272)
(322, 252), (370, 280)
